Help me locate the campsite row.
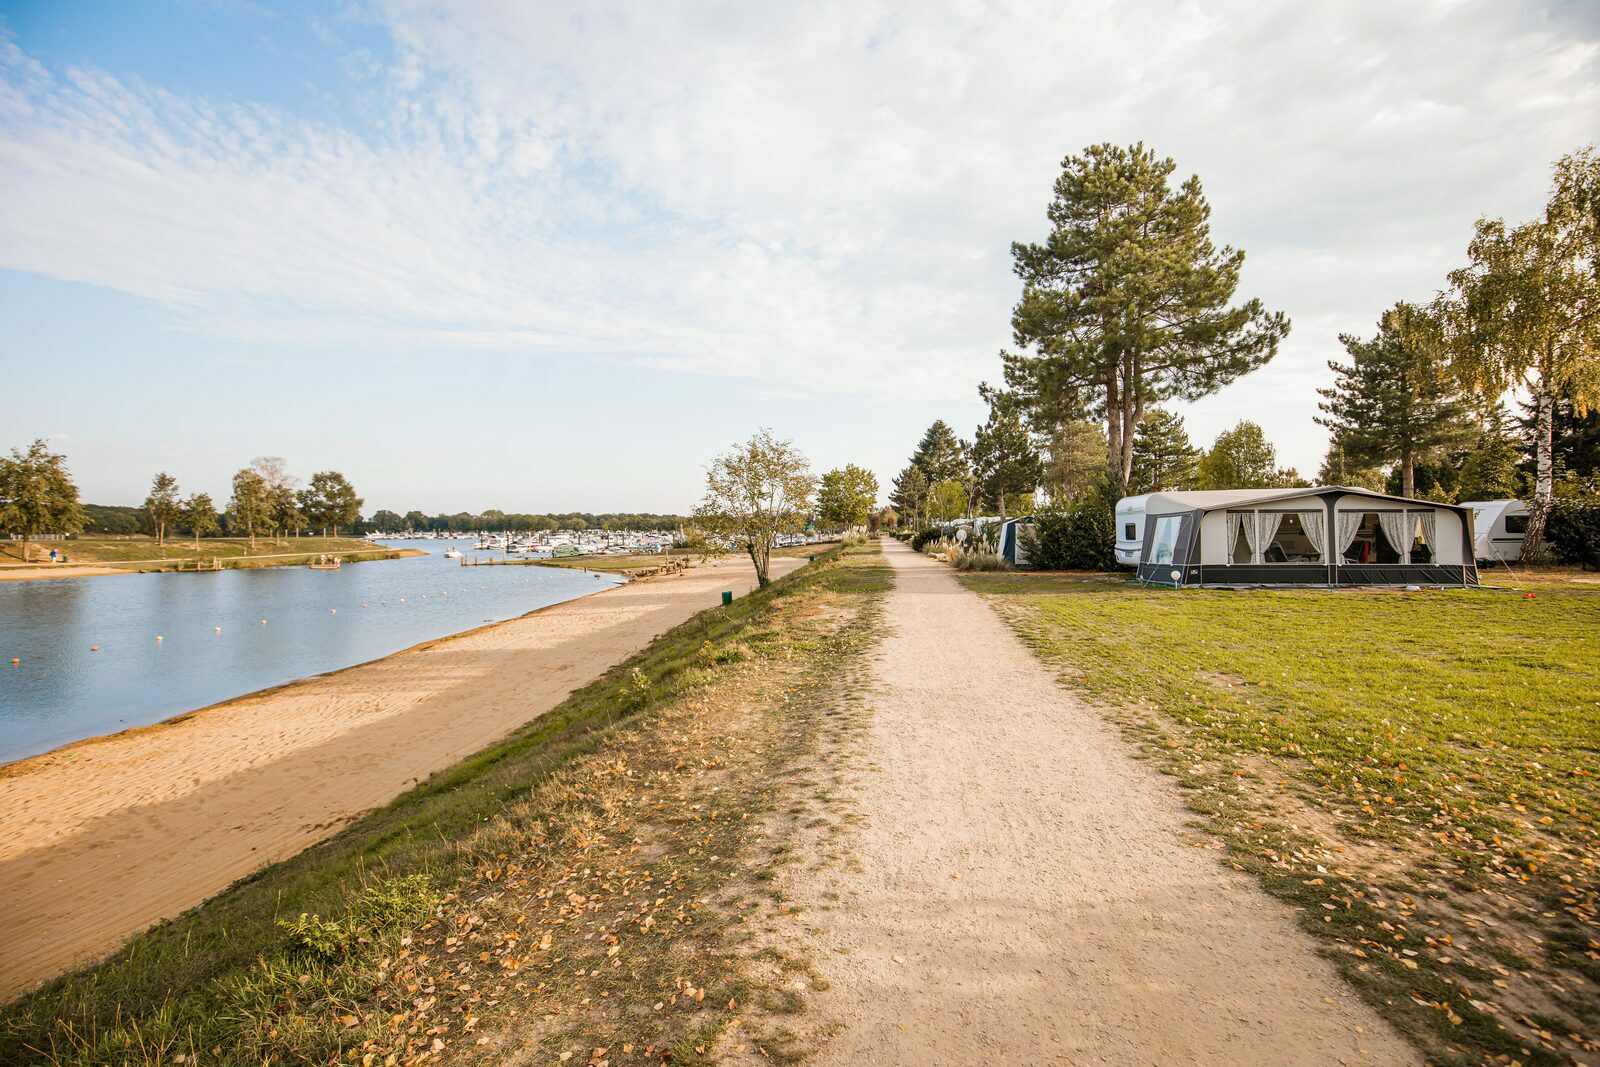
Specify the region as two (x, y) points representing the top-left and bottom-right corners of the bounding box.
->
(945, 486), (1534, 588)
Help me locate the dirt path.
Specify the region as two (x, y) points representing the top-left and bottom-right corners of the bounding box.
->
(0, 555), (799, 1002)
(794, 541), (1414, 1064)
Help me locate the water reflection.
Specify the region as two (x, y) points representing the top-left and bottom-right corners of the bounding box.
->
(0, 540), (621, 762)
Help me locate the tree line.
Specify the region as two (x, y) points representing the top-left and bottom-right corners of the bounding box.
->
(365, 511), (688, 534)
(889, 140), (1599, 563)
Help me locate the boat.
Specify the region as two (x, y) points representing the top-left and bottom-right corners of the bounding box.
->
(443, 547), (462, 559)
(309, 554), (342, 570)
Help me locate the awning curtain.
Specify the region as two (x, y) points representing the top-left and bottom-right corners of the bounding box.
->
(1300, 510), (1326, 560)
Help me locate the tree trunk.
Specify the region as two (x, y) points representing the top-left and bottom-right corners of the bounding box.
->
(1401, 456), (1415, 500)
(1523, 384), (1555, 563)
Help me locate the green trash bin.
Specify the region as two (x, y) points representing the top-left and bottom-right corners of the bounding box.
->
(721, 591), (733, 606)
(808, 554), (815, 562)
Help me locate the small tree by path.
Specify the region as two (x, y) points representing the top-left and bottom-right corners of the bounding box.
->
(692, 430), (814, 588)
(0, 439), (87, 564)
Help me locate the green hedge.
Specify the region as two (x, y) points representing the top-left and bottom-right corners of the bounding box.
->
(1024, 500), (1115, 570)
(1548, 497), (1600, 569)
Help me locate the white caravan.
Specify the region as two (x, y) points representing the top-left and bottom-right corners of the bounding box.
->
(1114, 494), (1152, 567)
(1462, 499), (1530, 563)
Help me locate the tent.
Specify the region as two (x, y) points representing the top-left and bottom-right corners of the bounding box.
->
(1129, 487), (1477, 588)
(998, 516), (1034, 566)
(1461, 499), (1529, 563)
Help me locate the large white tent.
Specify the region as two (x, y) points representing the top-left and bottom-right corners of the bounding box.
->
(1128, 487), (1477, 588)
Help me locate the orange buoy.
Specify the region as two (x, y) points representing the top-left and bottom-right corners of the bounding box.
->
(91, 646), (99, 652)
(156, 635), (164, 642)
(9, 658), (17, 665)
(214, 626), (221, 633)
(261, 619), (267, 624)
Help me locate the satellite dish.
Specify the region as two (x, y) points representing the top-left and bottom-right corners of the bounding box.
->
(1170, 569), (1182, 585)
(956, 528), (969, 542)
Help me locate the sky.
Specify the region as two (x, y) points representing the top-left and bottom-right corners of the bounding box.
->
(1, 1), (1596, 515)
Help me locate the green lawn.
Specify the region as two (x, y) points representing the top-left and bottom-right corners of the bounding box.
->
(961, 571), (1600, 1065)
(0, 536), (397, 570)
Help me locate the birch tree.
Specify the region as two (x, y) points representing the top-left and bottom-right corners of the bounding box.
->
(1446, 148), (1600, 560)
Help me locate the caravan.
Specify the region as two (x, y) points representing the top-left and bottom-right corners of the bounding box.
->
(1114, 494), (1152, 567)
(1461, 499), (1529, 563)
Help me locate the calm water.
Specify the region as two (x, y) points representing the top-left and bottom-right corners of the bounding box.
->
(0, 539), (624, 763)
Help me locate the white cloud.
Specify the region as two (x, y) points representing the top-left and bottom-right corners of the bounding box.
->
(0, 2), (1597, 471)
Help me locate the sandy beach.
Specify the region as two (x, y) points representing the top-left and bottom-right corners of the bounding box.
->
(0, 553), (800, 1002)
(0, 565), (127, 582)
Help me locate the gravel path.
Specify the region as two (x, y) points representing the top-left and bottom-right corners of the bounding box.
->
(802, 541), (1414, 1064)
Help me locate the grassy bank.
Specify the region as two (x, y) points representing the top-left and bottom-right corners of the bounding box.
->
(961, 571), (1600, 1065)
(1, 544), (888, 1065)
(0, 537), (399, 573)
(534, 543), (836, 575)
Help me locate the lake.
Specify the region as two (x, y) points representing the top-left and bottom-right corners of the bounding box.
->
(0, 539), (624, 763)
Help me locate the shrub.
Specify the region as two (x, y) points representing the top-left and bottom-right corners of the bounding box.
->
(1547, 497), (1600, 569)
(954, 550), (1012, 572)
(1025, 499), (1114, 570)
(910, 528), (942, 552)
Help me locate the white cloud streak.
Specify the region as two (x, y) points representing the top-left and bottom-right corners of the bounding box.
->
(1, 1), (1597, 468)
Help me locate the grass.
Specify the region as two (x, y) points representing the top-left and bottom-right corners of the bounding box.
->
(0, 544), (889, 1065)
(535, 543), (837, 574)
(0, 536), (398, 571)
(960, 570), (1600, 1065)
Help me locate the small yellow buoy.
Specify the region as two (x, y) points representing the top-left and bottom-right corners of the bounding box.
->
(156, 635), (164, 642)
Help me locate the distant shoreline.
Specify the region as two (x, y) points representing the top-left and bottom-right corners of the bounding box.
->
(0, 545), (424, 582)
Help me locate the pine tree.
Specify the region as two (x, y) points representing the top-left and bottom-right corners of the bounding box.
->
(1004, 142), (1289, 491)
(910, 420), (968, 485)
(1128, 409), (1200, 493)
(1316, 302), (1474, 499)
(1315, 438), (1387, 491)
(971, 387), (1041, 520)
(889, 465), (929, 530)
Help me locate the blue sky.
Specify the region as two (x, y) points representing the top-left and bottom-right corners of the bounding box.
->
(1, 1), (1597, 513)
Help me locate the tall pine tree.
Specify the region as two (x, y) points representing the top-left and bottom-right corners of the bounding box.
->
(971, 386), (1041, 520)
(909, 420), (968, 485)
(1128, 409), (1200, 493)
(1316, 302), (1474, 499)
(1003, 143), (1289, 492)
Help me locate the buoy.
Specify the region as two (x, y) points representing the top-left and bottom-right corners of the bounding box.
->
(9, 658), (18, 665)
(261, 619), (268, 625)
(214, 626), (221, 633)
(91, 645), (99, 652)
(330, 608), (337, 614)
(156, 635), (164, 642)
